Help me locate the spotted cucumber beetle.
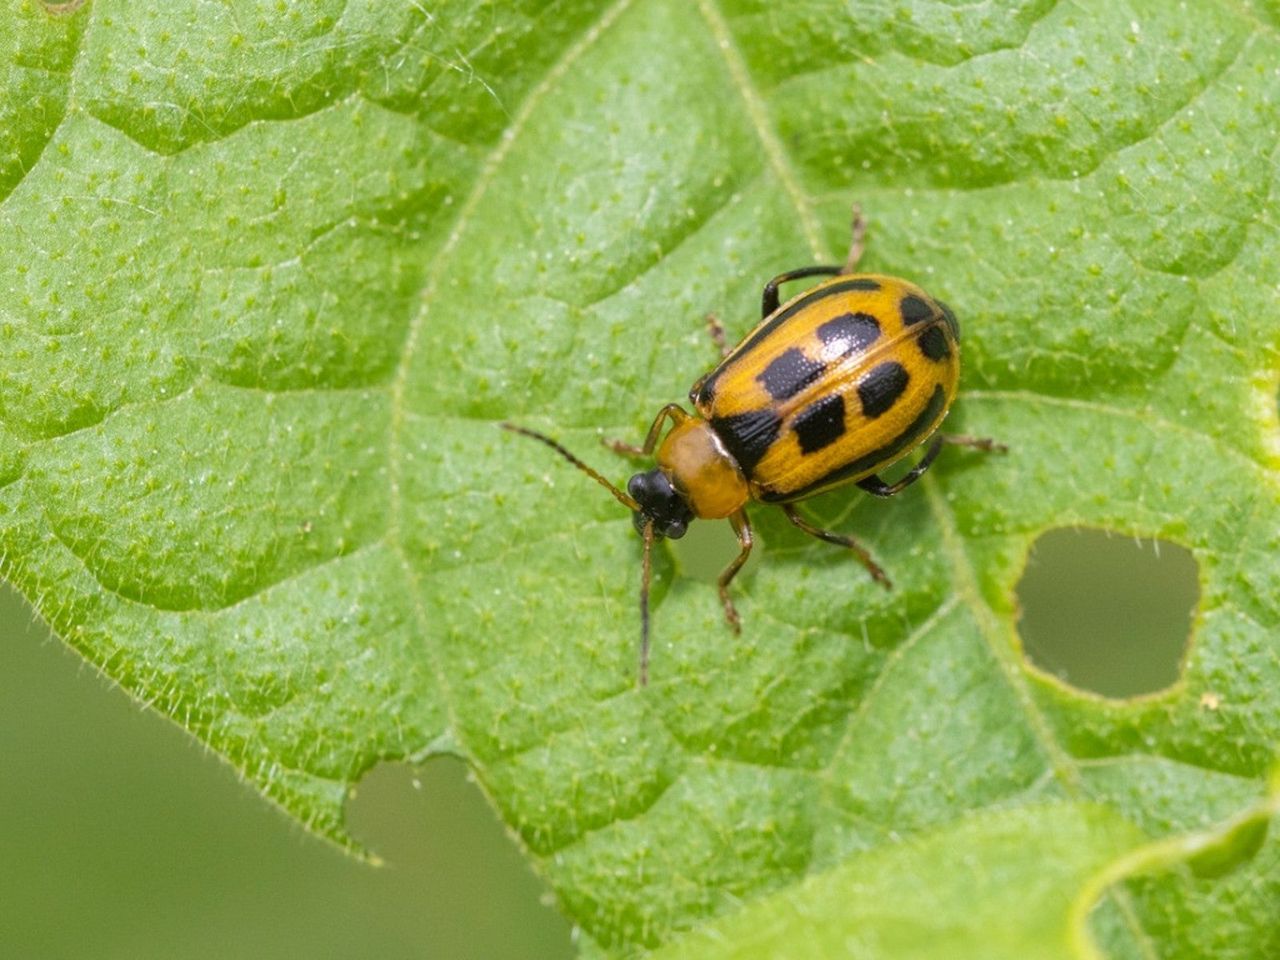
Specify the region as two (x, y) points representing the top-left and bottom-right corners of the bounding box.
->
(503, 207), (1002, 684)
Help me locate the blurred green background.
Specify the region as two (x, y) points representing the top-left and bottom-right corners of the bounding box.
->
(0, 528), (1196, 959)
(0, 581), (575, 960)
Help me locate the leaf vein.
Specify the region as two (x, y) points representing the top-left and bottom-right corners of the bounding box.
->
(694, 0), (828, 261)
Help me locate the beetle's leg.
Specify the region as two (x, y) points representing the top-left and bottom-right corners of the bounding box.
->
(856, 436), (945, 498)
(782, 504), (891, 589)
(603, 439), (648, 457)
(705, 313), (732, 359)
(839, 204), (867, 274)
(761, 265), (842, 318)
(856, 434), (1006, 497)
(602, 403), (690, 458)
(761, 205), (869, 316)
(716, 511), (754, 633)
(940, 433), (1007, 454)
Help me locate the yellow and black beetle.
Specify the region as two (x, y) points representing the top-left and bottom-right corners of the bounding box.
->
(504, 207), (1001, 684)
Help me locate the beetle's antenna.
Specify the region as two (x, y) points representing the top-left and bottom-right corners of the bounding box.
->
(639, 519), (654, 687)
(501, 423), (640, 511)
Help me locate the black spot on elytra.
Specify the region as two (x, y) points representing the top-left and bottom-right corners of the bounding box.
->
(761, 384), (947, 502)
(900, 295), (935, 326)
(846, 278), (882, 291)
(917, 325), (951, 361)
(793, 395), (846, 453)
(710, 409), (782, 476)
(757, 347), (826, 401)
(817, 312), (880, 358)
(858, 362), (909, 418)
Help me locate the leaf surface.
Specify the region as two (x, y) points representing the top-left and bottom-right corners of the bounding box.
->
(2, 0), (1278, 955)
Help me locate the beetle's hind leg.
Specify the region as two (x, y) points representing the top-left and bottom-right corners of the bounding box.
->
(941, 434), (1006, 454)
(856, 436), (944, 498)
(782, 504), (891, 589)
(856, 434), (1006, 498)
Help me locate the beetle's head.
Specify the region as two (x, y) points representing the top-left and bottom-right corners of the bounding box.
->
(627, 469), (694, 540)
(499, 421), (693, 686)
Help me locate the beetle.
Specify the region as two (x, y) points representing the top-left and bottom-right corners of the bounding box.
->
(503, 206), (1002, 684)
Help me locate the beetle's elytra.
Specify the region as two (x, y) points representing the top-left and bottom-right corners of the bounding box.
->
(503, 206), (1002, 685)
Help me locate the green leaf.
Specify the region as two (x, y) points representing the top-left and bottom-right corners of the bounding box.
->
(3, 0), (1278, 955)
(652, 790), (1280, 960)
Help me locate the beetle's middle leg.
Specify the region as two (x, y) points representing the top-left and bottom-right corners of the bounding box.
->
(715, 511), (754, 632)
(761, 265), (842, 318)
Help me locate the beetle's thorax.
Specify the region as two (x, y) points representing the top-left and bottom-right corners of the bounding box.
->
(657, 418), (749, 519)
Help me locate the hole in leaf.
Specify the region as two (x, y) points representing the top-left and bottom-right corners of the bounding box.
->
(1016, 528), (1199, 697)
(344, 757), (572, 958)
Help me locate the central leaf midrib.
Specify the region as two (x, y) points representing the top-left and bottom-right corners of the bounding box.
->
(694, 0), (829, 263)
(922, 477), (1076, 784)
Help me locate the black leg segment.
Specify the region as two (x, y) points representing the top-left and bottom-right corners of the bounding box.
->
(856, 433), (1007, 498)
(856, 436), (945, 498)
(761, 265), (842, 318)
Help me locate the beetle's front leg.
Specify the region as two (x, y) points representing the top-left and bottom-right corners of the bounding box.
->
(715, 511), (754, 633)
(602, 403), (690, 458)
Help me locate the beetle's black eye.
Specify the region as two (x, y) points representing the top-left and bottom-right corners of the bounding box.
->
(631, 510), (653, 536)
(664, 519), (688, 539)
